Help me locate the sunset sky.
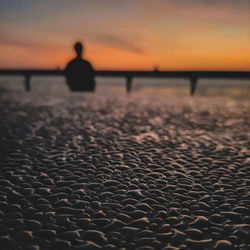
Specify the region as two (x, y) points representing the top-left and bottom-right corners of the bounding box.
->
(0, 0), (250, 70)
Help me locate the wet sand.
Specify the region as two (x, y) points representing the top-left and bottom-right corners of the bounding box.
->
(0, 91), (250, 249)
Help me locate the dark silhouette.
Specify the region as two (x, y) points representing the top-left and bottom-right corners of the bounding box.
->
(65, 42), (95, 91)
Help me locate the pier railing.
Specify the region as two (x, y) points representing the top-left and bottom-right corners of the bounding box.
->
(0, 69), (250, 95)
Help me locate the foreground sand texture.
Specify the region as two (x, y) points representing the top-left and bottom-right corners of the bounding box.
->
(0, 92), (250, 249)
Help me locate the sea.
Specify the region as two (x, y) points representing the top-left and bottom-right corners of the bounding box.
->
(0, 76), (250, 99)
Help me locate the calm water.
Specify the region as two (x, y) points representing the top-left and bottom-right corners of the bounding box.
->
(0, 76), (250, 99)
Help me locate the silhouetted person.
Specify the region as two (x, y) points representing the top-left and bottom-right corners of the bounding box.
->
(65, 42), (95, 91)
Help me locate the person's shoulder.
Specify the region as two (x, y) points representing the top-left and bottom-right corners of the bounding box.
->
(81, 59), (94, 71)
(65, 58), (77, 68)
(82, 59), (92, 67)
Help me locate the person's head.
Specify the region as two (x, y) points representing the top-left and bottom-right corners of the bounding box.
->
(74, 41), (83, 58)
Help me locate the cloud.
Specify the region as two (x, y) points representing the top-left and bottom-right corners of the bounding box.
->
(143, 0), (250, 25)
(0, 35), (70, 55)
(90, 33), (145, 54)
(157, 0), (249, 8)
(0, 36), (39, 49)
(0, 22), (70, 52)
(191, 0), (249, 7)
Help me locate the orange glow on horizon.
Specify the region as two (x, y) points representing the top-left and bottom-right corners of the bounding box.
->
(1, 1), (250, 70)
(0, 41), (249, 71)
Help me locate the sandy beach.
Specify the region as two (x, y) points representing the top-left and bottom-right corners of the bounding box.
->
(0, 91), (249, 249)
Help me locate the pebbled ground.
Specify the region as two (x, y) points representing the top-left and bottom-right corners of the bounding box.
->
(0, 91), (250, 250)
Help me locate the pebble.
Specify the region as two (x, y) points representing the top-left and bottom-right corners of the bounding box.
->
(141, 198), (159, 205)
(84, 230), (107, 245)
(232, 224), (250, 241)
(123, 204), (136, 212)
(162, 246), (179, 250)
(92, 201), (101, 209)
(136, 203), (152, 211)
(103, 180), (120, 187)
(126, 189), (144, 198)
(158, 224), (171, 233)
(135, 247), (154, 250)
(189, 216), (210, 228)
(185, 238), (213, 248)
(128, 217), (150, 229)
(104, 219), (125, 231)
(185, 228), (205, 240)
(77, 218), (91, 228)
(157, 232), (172, 242)
(116, 213), (131, 223)
(35, 229), (56, 239)
(25, 219), (42, 231)
(121, 198), (138, 205)
(12, 230), (36, 242)
(103, 244), (116, 249)
(54, 207), (84, 215)
(92, 218), (111, 227)
(60, 230), (81, 240)
(128, 210), (147, 219)
(211, 214), (225, 224)
(52, 239), (71, 248)
(43, 223), (59, 231)
(26, 245), (40, 250)
(232, 206), (248, 214)
(78, 241), (101, 249)
(116, 165), (130, 170)
(1, 93), (250, 249)
(56, 215), (73, 226)
(221, 211), (241, 222)
(92, 211), (106, 219)
(200, 195), (210, 203)
(171, 229), (186, 244)
(0, 236), (19, 248)
(156, 210), (168, 218)
(121, 226), (140, 234)
(136, 237), (156, 247)
(54, 199), (72, 207)
(165, 216), (179, 225)
(137, 229), (153, 238)
(86, 182), (100, 190)
(111, 194), (126, 201)
(214, 240), (233, 250)
(73, 200), (89, 209)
